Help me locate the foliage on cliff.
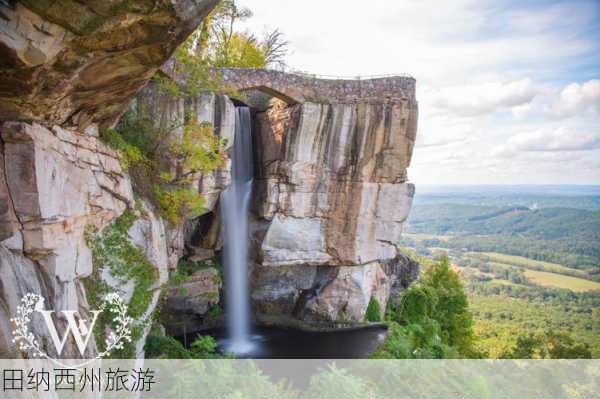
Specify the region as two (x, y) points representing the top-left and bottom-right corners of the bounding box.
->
(84, 210), (158, 357)
(104, 1), (289, 225)
(102, 111), (227, 225)
(157, 0), (289, 97)
(373, 255), (477, 359)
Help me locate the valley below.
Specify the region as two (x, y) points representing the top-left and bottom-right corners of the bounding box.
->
(402, 185), (600, 357)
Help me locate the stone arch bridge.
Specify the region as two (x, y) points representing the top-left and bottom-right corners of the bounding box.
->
(217, 68), (416, 104)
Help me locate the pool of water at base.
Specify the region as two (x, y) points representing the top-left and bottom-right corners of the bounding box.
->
(181, 324), (388, 359)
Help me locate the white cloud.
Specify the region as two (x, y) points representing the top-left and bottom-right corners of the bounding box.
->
(430, 79), (538, 117)
(415, 115), (474, 148)
(512, 79), (600, 119)
(551, 79), (600, 117)
(492, 127), (600, 157)
(505, 2), (598, 34)
(511, 102), (534, 119)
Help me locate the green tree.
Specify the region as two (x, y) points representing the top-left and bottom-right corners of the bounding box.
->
(501, 331), (592, 359)
(365, 297), (382, 322)
(207, 0), (288, 69)
(544, 331), (592, 359)
(420, 256), (475, 355)
(501, 332), (542, 358)
(378, 255), (478, 358)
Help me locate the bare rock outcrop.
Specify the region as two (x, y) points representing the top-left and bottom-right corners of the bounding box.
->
(0, 121), (132, 357)
(250, 94), (418, 327)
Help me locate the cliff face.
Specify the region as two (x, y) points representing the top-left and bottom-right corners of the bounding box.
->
(139, 67), (420, 330)
(0, 122), (123, 357)
(0, 0), (219, 358)
(253, 100), (416, 264)
(249, 95), (418, 326)
(0, 0), (419, 359)
(0, 121), (168, 358)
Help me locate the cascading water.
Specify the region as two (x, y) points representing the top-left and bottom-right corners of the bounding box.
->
(221, 106), (253, 354)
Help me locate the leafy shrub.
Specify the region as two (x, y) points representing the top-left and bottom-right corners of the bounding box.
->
(145, 334), (228, 359)
(171, 257), (223, 283)
(154, 186), (205, 226)
(207, 304), (223, 321)
(190, 335), (218, 354)
(371, 321), (458, 359)
(100, 128), (144, 170)
(101, 110), (227, 226)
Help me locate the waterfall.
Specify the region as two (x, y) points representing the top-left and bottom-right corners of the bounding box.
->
(221, 106), (253, 354)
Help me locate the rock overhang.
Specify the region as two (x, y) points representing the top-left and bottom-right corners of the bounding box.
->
(0, 0), (220, 130)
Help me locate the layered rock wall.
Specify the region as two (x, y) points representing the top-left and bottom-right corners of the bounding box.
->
(249, 88), (418, 326)
(0, 121), (139, 357)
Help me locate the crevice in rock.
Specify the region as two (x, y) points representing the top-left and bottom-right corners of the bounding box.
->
(0, 134), (24, 233)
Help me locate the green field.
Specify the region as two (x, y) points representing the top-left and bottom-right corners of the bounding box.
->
(403, 233), (452, 242)
(473, 252), (591, 278)
(486, 261), (515, 270)
(523, 270), (600, 292)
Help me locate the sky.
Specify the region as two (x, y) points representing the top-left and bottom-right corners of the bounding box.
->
(238, 0), (600, 185)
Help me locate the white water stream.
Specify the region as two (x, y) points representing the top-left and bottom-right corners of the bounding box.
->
(221, 106), (253, 354)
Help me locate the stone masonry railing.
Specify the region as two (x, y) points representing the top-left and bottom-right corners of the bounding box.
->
(218, 67), (416, 104)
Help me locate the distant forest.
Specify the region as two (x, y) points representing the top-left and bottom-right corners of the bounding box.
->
(408, 204), (600, 276)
